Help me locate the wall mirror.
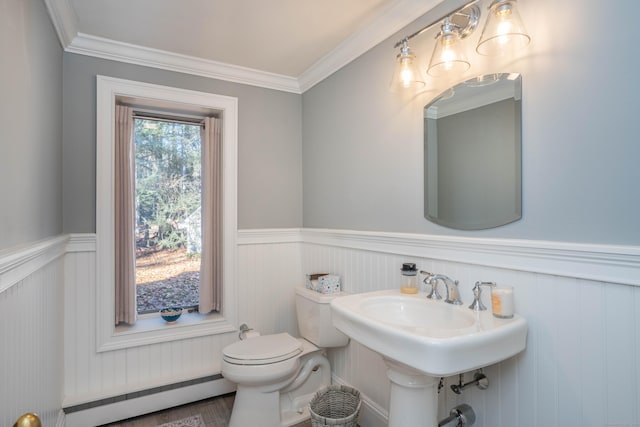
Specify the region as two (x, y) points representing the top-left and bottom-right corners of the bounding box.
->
(424, 73), (522, 230)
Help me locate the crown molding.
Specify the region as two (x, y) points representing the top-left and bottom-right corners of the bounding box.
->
(43, 0), (78, 47)
(66, 33), (302, 94)
(298, 0), (444, 92)
(46, 0), (439, 93)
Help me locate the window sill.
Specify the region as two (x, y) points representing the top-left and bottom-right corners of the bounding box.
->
(98, 311), (236, 352)
(116, 311), (216, 334)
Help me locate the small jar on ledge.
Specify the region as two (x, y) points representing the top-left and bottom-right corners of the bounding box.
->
(400, 263), (419, 294)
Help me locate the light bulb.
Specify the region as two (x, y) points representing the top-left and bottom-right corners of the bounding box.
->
(399, 58), (417, 88)
(440, 35), (459, 70)
(476, 0), (530, 56)
(427, 21), (470, 77)
(495, 5), (514, 45)
(390, 40), (425, 91)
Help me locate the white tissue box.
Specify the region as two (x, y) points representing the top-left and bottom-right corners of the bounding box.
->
(318, 275), (341, 293)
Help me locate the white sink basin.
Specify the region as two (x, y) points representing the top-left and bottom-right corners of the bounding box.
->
(331, 289), (527, 377)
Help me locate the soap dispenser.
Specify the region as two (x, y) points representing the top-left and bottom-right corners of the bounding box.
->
(400, 263), (419, 294)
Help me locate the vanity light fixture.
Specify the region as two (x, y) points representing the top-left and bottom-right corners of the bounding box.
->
(390, 0), (530, 90)
(476, 0), (530, 55)
(390, 39), (425, 91)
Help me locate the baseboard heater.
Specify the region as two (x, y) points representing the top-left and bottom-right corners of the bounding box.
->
(63, 373), (226, 414)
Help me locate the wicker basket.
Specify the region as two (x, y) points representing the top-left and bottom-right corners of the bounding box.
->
(309, 385), (361, 427)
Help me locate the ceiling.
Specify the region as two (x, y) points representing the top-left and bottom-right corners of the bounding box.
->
(44, 0), (442, 93)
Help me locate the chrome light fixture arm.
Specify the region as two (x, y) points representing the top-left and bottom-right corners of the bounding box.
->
(393, 1), (481, 50)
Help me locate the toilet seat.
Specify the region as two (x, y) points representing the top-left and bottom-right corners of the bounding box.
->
(223, 333), (303, 366)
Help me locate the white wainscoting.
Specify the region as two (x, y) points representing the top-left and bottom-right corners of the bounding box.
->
(63, 232), (303, 424)
(4, 230), (639, 427)
(301, 228), (640, 427)
(0, 236), (66, 427)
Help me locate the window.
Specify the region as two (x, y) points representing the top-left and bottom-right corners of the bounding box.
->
(133, 117), (203, 315)
(96, 76), (238, 352)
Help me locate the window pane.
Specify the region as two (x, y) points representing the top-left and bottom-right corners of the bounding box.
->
(134, 119), (202, 314)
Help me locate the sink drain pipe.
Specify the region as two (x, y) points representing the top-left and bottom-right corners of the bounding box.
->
(438, 404), (476, 427)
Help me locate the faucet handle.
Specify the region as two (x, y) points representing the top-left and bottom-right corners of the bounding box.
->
(468, 281), (496, 311)
(420, 271), (442, 300)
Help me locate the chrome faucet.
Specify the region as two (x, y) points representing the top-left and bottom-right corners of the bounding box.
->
(420, 270), (442, 300)
(420, 271), (463, 305)
(468, 281), (496, 311)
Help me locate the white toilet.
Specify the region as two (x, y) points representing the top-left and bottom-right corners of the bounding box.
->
(222, 286), (349, 427)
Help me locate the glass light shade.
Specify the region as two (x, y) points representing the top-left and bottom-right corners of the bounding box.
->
(476, 0), (530, 56)
(427, 31), (470, 77)
(390, 44), (425, 91)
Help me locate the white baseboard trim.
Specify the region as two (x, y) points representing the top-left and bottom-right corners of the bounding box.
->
(63, 377), (235, 427)
(332, 374), (388, 427)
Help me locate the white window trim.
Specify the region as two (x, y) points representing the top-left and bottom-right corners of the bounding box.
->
(96, 75), (238, 352)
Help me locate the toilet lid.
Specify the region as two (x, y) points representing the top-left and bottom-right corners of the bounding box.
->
(223, 333), (303, 365)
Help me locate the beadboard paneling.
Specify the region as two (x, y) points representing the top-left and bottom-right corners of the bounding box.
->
(237, 239), (302, 336)
(63, 234), (302, 420)
(301, 236), (640, 427)
(0, 239), (65, 427)
(6, 230), (638, 426)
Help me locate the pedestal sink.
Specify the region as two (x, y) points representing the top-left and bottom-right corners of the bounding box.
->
(330, 290), (527, 427)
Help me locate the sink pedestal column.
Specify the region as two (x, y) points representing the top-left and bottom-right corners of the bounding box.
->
(384, 359), (440, 427)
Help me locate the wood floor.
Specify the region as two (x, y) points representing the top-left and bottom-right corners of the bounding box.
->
(102, 393), (311, 427)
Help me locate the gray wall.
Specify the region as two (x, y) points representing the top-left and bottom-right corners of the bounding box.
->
(63, 54), (303, 233)
(6, 0), (640, 246)
(302, 0), (640, 245)
(0, 0), (63, 250)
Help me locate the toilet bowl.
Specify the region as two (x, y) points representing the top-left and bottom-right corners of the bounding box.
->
(221, 287), (349, 427)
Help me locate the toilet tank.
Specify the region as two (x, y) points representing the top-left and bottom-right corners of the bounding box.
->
(295, 286), (349, 348)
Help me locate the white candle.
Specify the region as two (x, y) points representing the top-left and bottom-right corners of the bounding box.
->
(491, 286), (514, 318)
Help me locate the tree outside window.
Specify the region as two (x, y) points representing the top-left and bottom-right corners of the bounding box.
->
(134, 119), (202, 314)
